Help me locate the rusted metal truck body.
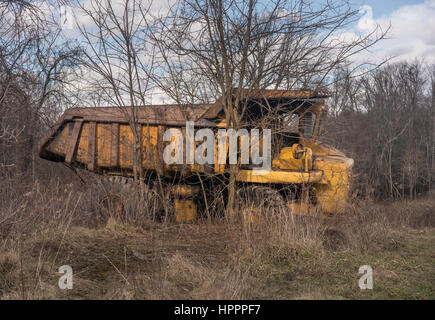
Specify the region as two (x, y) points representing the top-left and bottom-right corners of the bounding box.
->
(39, 89), (354, 221)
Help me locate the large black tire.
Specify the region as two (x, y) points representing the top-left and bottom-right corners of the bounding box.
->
(236, 185), (286, 211)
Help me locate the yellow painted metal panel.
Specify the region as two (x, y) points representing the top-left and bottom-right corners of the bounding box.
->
(46, 122), (71, 156)
(110, 123), (119, 167)
(65, 120), (83, 164)
(119, 124), (134, 169)
(313, 156), (354, 214)
(174, 199), (197, 223)
(76, 122), (89, 164)
(236, 169), (323, 184)
(142, 125), (158, 170)
(96, 123), (112, 167)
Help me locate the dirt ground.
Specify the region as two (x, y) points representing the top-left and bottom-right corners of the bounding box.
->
(1, 214), (433, 300)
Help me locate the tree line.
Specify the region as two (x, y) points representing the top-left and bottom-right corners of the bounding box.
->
(324, 62), (435, 200)
(0, 0), (433, 203)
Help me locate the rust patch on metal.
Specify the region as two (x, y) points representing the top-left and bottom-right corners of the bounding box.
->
(87, 121), (96, 171)
(110, 123), (119, 167)
(65, 119), (83, 164)
(156, 125), (165, 175)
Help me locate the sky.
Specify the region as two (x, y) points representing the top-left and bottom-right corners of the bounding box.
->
(349, 0), (435, 64)
(352, 0), (424, 18)
(56, 0), (435, 65)
(46, 0), (433, 104)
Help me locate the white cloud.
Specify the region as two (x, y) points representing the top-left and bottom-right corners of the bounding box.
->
(355, 0), (435, 64)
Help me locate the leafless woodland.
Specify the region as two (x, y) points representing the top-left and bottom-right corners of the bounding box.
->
(0, 0), (434, 300)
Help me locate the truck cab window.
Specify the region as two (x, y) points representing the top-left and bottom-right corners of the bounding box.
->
(283, 113), (299, 134)
(317, 110), (327, 137)
(269, 113), (300, 158)
(302, 112), (316, 138)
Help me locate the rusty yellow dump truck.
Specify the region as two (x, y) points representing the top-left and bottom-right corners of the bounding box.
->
(39, 89), (354, 221)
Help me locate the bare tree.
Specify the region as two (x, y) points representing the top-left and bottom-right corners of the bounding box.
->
(325, 61), (434, 200)
(429, 67), (435, 191)
(154, 0), (388, 217)
(76, 0), (171, 215)
(77, 0), (155, 179)
(0, 0), (80, 179)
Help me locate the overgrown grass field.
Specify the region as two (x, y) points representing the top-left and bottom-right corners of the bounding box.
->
(0, 177), (434, 299)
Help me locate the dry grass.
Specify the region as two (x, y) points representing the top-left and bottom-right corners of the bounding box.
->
(0, 177), (434, 300)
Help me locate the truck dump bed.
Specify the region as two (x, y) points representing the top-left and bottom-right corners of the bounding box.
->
(38, 89), (329, 176)
(38, 103), (223, 174)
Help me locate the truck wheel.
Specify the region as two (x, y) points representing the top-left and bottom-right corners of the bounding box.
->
(100, 193), (126, 223)
(93, 176), (134, 226)
(236, 185), (286, 211)
(322, 228), (347, 250)
(105, 175), (135, 194)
